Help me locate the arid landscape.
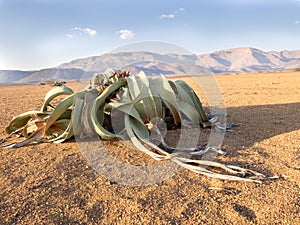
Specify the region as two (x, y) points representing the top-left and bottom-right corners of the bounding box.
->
(0, 71), (299, 224)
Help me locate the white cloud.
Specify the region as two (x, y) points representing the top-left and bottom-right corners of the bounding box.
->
(83, 28), (97, 37)
(67, 27), (97, 38)
(160, 8), (185, 19)
(295, 21), (300, 24)
(175, 8), (185, 13)
(66, 34), (73, 38)
(119, 29), (135, 40)
(160, 14), (175, 19)
(73, 27), (97, 37)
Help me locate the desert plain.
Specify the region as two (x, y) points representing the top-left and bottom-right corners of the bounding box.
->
(0, 71), (299, 224)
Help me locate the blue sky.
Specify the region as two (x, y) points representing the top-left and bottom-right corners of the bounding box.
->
(0, 0), (300, 70)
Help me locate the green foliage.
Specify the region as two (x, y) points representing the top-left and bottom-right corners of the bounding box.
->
(0, 69), (266, 183)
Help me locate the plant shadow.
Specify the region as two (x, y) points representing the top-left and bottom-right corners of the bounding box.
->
(222, 102), (300, 156)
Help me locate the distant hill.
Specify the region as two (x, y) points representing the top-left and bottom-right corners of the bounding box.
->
(16, 68), (94, 84)
(0, 70), (32, 84)
(1, 47), (300, 84)
(58, 48), (300, 75)
(197, 48), (300, 73)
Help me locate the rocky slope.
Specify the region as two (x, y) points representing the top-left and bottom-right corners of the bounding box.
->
(1, 48), (299, 84)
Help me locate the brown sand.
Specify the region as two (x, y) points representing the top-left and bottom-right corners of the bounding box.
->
(0, 71), (299, 224)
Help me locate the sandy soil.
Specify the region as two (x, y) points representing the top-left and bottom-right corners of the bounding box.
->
(0, 71), (299, 224)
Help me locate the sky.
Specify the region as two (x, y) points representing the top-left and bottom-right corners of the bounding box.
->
(0, 0), (300, 70)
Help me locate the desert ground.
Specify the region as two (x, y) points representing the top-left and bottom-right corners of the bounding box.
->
(0, 71), (299, 224)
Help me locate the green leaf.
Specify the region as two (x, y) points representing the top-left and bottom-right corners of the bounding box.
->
(91, 80), (127, 139)
(174, 80), (208, 122)
(45, 94), (74, 132)
(150, 76), (181, 124)
(177, 100), (200, 126)
(41, 85), (74, 112)
(5, 111), (50, 134)
(81, 89), (99, 137)
(124, 114), (164, 160)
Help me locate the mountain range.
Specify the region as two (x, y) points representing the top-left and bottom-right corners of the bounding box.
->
(1, 47), (300, 84)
